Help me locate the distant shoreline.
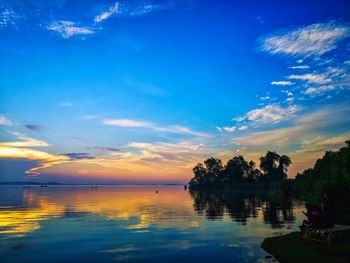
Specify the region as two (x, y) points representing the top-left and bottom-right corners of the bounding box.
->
(0, 181), (186, 186)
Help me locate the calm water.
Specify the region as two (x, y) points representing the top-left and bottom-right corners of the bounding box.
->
(0, 186), (304, 263)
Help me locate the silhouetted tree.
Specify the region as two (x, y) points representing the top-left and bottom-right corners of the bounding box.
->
(278, 155), (292, 180)
(204, 157), (224, 174)
(189, 151), (291, 188)
(225, 156), (250, 183)
(260, 151), (291, 182)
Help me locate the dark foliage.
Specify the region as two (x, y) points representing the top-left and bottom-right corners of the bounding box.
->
(292, 141), (350, 221)
(189, 151), (291, 189)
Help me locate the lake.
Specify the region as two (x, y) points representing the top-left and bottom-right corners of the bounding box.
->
(0, 186), (305, 263)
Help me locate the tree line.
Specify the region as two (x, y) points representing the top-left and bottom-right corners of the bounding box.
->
(292, 141), (350, 218)
(294, 140), (350, 190)
(189, 151), (291, 188)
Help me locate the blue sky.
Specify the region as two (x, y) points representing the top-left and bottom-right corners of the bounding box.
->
(1, 0), (350, 183)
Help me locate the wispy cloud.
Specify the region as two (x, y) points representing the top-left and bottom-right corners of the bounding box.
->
(235, 104), (299, 127)
(216, 126), (236, 132)
(0, 8), (22, 28)
(261, 21), (350, 57)
(103, 118), (211, 138)
(94, 2), (120, 23)
(46, 20), (95, 39)
(296, 133), (350, 154)
(233, 103), (350, 147)
(238, 125), (248, 131)
(289, 65), (310, 69)
(128, 3), (159, 16)
(287, 73), (330, 84)
(0, 115), (12, 125)
(94, 1), (161, 24)
(126, 141), (206, 164)
(0, 132), (49, 147)
(271, 81), (294, 86)
(260, 96), (270, 101)
(88, 146), (120, 152)
(303, 85), (336, 96)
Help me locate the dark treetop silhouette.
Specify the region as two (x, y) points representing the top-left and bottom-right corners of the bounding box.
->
(189, 151), (291, 189)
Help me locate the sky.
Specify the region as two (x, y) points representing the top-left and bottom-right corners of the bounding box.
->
(0, 0), (350, 184)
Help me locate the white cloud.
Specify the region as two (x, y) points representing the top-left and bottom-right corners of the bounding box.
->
(128, 4), (159, 16)
(288, 73), (330, 84)
(103, 118), (211, 137)
(103, 119), (151, 128)
(0, 115), (12, 125)
(223, 126), (236, 132)
(0, 8), (22, 28)
(46, 21), (95, 39)
(260, 96), (270, 100)
(125, 141), (207, 164)
(261, 21), (350, 57)
(216, 126), (236, 132)
(238, 125), (248, 131)
(94, 1), (160, 23)
(281, 90), (293, 96)
(234, 116), (245, 122)
(303, 85), (336, 96)
(289, 65), (310, 69)
(159, 125), (211, 137)
(235, 104), (299, 127)
(94, 2), (120, 23)
(271, 81), (294, 86)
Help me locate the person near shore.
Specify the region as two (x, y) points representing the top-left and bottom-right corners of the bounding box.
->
(300, 204), (323, 231)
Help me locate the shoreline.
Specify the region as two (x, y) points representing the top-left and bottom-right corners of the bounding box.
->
(261, 231), (350, 263)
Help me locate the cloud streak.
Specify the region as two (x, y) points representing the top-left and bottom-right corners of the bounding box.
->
(0, 132), (49, 147)
(261, 21), (350, 57)
(287, 73), (330, 84)
(235, 104), (299, 127)
(94, 2), (120, 23)
(271, 81), (294, 86)
(46, 20), (95, 39)
(289, 65), (310, 69)
(103, 118), (211, 138)
(94, 1), (161, 24)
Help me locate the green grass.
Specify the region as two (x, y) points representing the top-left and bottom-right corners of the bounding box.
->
(261, 231), (350, 263)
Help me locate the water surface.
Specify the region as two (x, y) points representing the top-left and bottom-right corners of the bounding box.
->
(0, 186), (304, 263)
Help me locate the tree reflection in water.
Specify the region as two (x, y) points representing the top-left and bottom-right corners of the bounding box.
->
(189, 189), (295, 228)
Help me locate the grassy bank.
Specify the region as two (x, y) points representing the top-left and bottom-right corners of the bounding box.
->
(261, 231), (350, 263)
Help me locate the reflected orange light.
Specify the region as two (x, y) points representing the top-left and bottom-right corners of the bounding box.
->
(0, 187), (201, 236)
